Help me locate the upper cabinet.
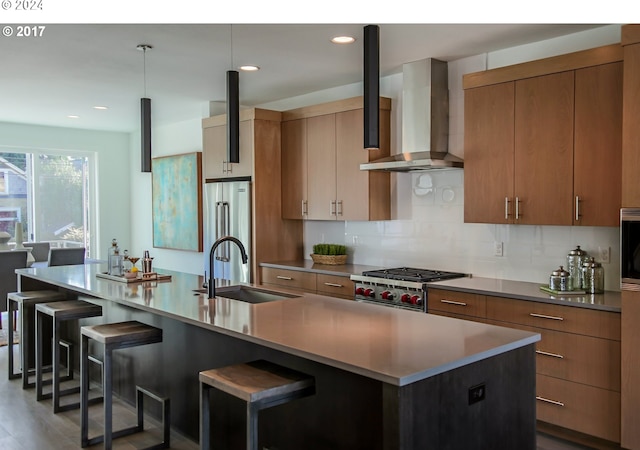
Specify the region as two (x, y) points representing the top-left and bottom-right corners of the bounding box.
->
(463, 45), (623, 226)
(281, 97), (391, 221)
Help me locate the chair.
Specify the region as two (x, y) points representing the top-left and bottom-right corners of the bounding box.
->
(0, 250), (28, 329)
(23, 242), (51, 263)
(48, 247), (86, 266)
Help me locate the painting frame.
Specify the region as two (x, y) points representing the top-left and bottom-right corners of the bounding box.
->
(152, 152), (203, 252)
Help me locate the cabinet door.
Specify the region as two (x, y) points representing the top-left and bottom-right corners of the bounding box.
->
(203, 124), (226, 179)
(202, 121), (253, 179)
(306, 114), (337, 220)
(574, 62), (622, 226)
(515, 72), (574, 225)
(622, 42), (640, 207)
(336, 109), (369, 221)
(463, 82), (515, 223)
(281, 119), (307, 219)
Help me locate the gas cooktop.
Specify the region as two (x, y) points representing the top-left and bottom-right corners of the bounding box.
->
(361, 267), (467, 283)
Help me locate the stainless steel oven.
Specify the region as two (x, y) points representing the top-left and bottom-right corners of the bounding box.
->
(621, 208), (640, 290)
(350, 267), (468, 312)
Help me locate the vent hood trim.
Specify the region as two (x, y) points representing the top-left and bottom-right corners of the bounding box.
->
(361, 58), (464, 172)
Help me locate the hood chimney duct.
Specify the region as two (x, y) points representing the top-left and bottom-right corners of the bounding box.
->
(363, 24), (379, 150)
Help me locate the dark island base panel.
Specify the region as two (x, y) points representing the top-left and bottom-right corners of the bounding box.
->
(384, 345), (536, 450)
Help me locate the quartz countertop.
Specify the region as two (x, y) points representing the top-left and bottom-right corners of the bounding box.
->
(428, 276), (621, 313)
(259, 260), (383, 277)
(16, 264), (539, 386)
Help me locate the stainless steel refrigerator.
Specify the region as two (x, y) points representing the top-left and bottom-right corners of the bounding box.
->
(204, 179), (251, 283)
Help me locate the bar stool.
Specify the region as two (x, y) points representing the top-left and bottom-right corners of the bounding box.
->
(80, 320), (166, 449)
(199, 360), (315, 450)
(35, 299), (103, 412)
(6, 290), (67, 388)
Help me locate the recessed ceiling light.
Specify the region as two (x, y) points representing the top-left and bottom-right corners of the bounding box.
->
(93, 106), (108, 110)
(331, 36), (356, 44)
(239, 65), (260, 72)
(67, 115), (80, 119)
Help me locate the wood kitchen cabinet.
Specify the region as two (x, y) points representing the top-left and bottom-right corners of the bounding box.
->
(281, 96), (391, 221)
(427, 288), (486, 321)
(202, 115), (253, 179)
(260, 266), (355, 300)
(201, 109), (303, 284)
(485, 295), (621, 443)
(463, 45), (623, 226)
(621, 24), (640, 450)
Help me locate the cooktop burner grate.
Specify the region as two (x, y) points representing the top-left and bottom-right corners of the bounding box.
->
(361, 267), (466, 283)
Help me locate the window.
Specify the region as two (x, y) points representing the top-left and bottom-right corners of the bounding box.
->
(0, 150), (95, 256)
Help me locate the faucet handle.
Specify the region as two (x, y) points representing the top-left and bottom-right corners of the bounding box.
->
(202, 271), (208, 289)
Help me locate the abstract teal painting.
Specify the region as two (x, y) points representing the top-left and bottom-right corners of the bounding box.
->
(152, 152), (203, 252)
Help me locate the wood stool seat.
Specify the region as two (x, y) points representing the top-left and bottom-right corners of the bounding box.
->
(6, 290), (66, 387)
(199, 360), (315, 450)
(80, 320), (165, 449)
(36, 299), (103, 413)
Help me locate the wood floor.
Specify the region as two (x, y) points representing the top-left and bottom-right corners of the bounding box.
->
(0, 332), (614, 449)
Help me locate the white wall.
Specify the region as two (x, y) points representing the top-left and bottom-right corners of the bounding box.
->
(0, 121), (129, 259)
(128, 117), (205, 274)
(301, 24), (623, 291)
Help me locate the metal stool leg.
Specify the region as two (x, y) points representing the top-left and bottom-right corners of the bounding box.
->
(247, 402), (258, 450)
(103, 345), (113, 449)
(80, 333), (90, 447)
(200, 382), (210, 450)
(7, 297), (18, 380)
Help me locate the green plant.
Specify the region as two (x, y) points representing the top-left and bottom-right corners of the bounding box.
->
(313, 243), (347, 256)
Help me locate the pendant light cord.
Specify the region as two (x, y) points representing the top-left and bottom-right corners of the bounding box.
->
(230, 24), (234, 70)
(143, 47), (147, 98)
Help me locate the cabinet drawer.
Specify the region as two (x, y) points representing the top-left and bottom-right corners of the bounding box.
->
(261, 267), (316, 291)
(485, 295), (620, 340)
(536, 374), (620, 443)
(428, 289), (486, 318)
(316, 274), (354, 299)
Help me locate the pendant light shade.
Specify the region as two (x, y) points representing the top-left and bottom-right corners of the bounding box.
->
(137, 44), (153, 173)
(363, 24), (380, 150)
(141, 97), (151, 172)
(227, 70), (240, 164)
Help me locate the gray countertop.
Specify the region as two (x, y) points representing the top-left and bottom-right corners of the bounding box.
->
(428, 276), (621, 313)
(259, 260), (383, 277)
(262, 260), (622, 313)
(16, 264), (539, 386)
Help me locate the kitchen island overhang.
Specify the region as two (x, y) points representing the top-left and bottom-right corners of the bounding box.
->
(16, 264), (540, 450)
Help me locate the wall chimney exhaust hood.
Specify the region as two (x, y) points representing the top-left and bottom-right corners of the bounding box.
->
(360, 58), (464, 172)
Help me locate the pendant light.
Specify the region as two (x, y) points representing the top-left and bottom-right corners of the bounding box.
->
(227, 25), (240, 164)
(137, 44), (153, 173)
(363, 24), (380, 150)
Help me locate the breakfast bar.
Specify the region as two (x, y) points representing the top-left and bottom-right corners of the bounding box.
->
(16, 264), (540, 449)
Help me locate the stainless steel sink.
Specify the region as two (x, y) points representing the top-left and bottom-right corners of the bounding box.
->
(192, 285), (299, 304)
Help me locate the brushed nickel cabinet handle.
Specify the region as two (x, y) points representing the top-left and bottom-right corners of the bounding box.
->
(529, 313), (564, 321)
(222, 161), (227, 173)
(536, 350), (564, 359)
(515, 197), (520, 220)
(276, 276), (293, 280)
(301, 200), (308, 216)
(337, 200), (343, 216)
(324, 282), (344, 288)
(536, 396), (565, 407)
(575, 196), (580, 221)
(505, 197), (510, 220)
(330, 201), (336, 216)
(440, 299), (467, 307)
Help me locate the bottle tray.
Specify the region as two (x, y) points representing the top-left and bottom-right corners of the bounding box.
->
(96, 272), (172, 283)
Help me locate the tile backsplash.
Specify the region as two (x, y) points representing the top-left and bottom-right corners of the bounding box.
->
(304, 170), (620, 291)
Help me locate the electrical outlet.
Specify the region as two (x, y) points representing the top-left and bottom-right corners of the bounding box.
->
(468, 383), (486, 405)
(494, 241), (503, 257)
(599, 246), (611, 264)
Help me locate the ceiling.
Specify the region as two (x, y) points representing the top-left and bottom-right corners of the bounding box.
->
(0, 23), (607, 133)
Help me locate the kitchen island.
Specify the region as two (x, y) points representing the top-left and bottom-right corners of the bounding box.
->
(16, 264), (540, 450)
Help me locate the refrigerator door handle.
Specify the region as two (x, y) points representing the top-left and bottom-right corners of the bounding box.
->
(215, 201), (227, 261)
(219, 201), (230, 262)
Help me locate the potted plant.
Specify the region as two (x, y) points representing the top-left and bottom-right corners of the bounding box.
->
(311, 243), (348, 265)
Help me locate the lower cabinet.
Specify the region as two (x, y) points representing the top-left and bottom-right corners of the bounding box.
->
(429, 288), (621, 444)
(260, 267), (354, 300)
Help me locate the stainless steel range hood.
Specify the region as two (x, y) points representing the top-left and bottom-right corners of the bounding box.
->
(360, 58), (463, 172)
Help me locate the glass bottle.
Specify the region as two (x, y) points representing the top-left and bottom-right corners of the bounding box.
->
(107, 239), (117, 275)
(566, 245), (588, 290)
(108, 239), (123, 276)
(582, 257), (604, 294)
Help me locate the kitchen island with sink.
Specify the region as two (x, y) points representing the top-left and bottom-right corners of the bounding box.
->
(16, 264), (540, 450)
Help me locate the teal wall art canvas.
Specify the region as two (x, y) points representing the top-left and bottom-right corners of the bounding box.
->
(152, 152), (203, 252)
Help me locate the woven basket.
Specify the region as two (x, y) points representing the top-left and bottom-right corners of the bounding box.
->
(310, 254), (348, 265)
